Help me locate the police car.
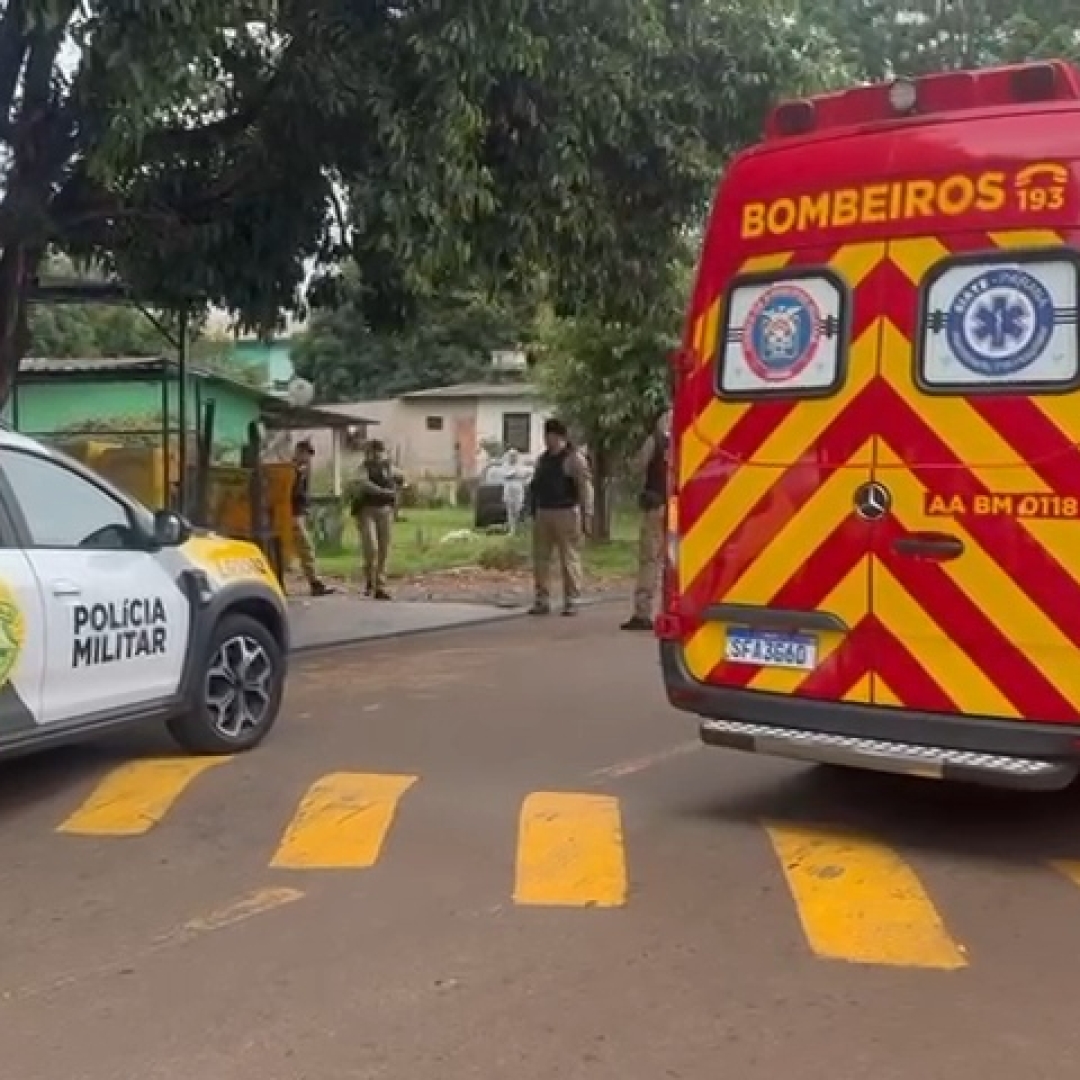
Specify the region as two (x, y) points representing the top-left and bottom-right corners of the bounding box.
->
(0, 426), (288, 760)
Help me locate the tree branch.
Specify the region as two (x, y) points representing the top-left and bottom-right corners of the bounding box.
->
(0, 0), (29, 137)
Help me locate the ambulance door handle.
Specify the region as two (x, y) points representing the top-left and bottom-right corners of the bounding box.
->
(892, 532), (965, 561)
(50, 579), (82, 598)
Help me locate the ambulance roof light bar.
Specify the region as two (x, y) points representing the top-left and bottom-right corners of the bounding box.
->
(765, 60), (1080, 140)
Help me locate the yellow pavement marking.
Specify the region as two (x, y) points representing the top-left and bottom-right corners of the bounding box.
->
(271, 771), (417, 870)
(765, 823), (967, 969)
(1049, 860), (1080, 890)
(515, 792), (627, 908)
(58, 757), (229, 837)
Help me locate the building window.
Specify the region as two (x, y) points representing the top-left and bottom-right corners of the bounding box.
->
(425, 415), (444, 431)
(502, 412), (531, 452)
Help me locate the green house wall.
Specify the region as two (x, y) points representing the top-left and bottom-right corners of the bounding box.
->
(8, 375), (262, 456)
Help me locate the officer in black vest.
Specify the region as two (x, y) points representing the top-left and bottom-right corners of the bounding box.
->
(527, 419), (593, 616)
(622, 408), (671, 631)
(348, 439), (401, 599)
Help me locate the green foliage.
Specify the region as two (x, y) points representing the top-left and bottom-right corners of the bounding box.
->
(292, 281), (527, 401)
(534, 251), (688, 475)
(799, 0), (1080, 80)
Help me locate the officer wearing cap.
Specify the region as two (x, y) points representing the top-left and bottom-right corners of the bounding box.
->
(292, 438), (333, 597)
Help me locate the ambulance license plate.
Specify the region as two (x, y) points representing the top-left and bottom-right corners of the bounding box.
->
(725, 628), (818, 670)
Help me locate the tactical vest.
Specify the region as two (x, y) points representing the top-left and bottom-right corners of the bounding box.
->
(531, 448), (579, 510)
(642, 433), (668, 509)
(354, 460), (397, 510)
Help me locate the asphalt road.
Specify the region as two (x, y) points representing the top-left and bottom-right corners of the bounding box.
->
(4, 604), (1080, 1079)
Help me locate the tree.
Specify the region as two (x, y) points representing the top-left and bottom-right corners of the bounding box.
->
(292, 277), (530, 401)
(535, 260), (688, 540)
(1, 0), (841, 417)
(1, 1), (345, 403)
(461, 0), (844, 328)
(801, 0), (1080, 81)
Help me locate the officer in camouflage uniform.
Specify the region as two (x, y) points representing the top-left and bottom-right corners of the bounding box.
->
(622, 408), (671, 631)
(292, 439), (333, 597)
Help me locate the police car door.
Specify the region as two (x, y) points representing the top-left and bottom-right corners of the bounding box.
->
(0, 446), (190, 726)
(0, 500), (46, 739)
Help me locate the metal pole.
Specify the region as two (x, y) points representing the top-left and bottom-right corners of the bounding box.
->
(160, 366), (170, 508)
(176, 306), (190, 515)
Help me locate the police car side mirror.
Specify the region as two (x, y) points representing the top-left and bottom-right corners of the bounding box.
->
(151, 509), (190, 548)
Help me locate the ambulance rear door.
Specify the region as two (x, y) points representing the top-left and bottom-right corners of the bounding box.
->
(677, 242), (887, 706)
(870, 231), (1080, 724)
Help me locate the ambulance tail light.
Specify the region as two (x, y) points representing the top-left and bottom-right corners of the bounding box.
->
(657, 489), (682, 640)
(768, 100), (816, 139)
(765, 61), (1080, 139)
(1011, 62), (1060, 102)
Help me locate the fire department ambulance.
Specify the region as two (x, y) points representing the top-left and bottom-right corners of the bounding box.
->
(0, 426), (288, 760)
(660, 60), (1080, 790)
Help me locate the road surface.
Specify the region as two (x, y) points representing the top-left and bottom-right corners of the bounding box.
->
(3, 606), (1080, 1079)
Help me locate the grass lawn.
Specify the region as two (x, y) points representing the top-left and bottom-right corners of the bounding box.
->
(316, 506), (640, 581)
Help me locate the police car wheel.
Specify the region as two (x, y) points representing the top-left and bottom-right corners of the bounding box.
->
(167, 614), (285, 754)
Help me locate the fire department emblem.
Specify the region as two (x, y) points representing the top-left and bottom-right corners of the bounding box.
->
(947, 266), (1055, 377)
(744, 284), (823, 382)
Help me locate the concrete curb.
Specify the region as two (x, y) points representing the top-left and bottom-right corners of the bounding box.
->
(289, 592), (629, 655)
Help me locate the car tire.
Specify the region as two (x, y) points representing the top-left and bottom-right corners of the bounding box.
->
(167, 613), (285, 755)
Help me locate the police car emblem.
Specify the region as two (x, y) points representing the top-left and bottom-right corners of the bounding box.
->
(946, 267), (1055, 377)
(744, 284), (823, 381)
(0, 581), (25, 688)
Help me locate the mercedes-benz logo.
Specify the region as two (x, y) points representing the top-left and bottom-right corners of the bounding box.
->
(854, 481), (891, 521)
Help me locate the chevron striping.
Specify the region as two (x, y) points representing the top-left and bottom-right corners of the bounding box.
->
(988, 229), (1064, 249)
(875, 677), (902, 707)
(675, 225), (1080, 720)
(843, 674), (873, 703)
(871, 618), (958, 713)
(876, 381), (1080, 661)
(678, 398), (769, 487)
(877, 512), (1077, 720)
(872, 563), (1016, 718)
(876, 319), (1053, 470)
(679, 325), (880, 592)
(699, 528), (872, 693)
(748, 560), (870, 696)
(725, 439), (874, 607)
(828, 241), (888, 287)
(741, 252), (797, 275)
(968, 395), (1080, 497)
(678, 245), (857, 494)
(876, 440), (1080, 713)
(887, 236), (950, 284)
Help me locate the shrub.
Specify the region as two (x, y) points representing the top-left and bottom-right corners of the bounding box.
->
(477, 540), (528, 571)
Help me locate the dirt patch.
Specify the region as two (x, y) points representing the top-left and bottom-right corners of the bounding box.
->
(286, 566), (632, 607)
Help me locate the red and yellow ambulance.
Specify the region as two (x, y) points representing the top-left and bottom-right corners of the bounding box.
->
(659, 61), (1080, 790)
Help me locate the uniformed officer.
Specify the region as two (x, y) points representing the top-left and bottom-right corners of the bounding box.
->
(291, 439), (333, 597)
(349, 439), (401, 600)
(622, 408), (671, 631)
(527, 419), (593, 616)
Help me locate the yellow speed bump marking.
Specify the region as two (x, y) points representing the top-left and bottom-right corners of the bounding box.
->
(514, 792), (627, 908)
(765, 823), (967, 969)
(58, 757), (229, 837)
(271, 772), (417, 870)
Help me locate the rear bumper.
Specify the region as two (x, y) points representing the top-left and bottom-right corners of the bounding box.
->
(659, 640), (1080, 791)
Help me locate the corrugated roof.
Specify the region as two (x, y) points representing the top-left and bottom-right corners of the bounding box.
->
(18, 356), (376, 429)
(22, 356), (168, 375)
(398, 381), (537, 400)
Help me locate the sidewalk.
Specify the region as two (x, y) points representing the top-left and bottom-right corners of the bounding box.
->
(287, 594), (523, 652)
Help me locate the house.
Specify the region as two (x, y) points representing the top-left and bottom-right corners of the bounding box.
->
(204, 308), (299, 392)
(298, 382), (551, 480)
(9, 356), (369, 475)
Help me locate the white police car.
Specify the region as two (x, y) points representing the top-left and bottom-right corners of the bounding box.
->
(0, 427), (288, 759)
